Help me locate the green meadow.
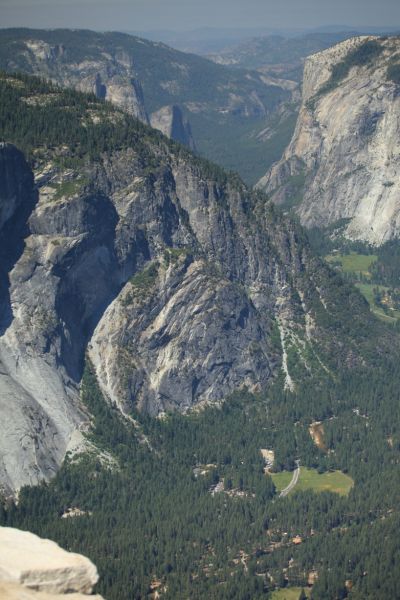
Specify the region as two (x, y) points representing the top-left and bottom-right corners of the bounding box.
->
(271, 467), (354, 496)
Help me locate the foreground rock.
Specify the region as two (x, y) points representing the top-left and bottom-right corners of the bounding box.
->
(258, 36), (400, 244)
(0, 527), (100, 596)
(0, 582), (104, 600)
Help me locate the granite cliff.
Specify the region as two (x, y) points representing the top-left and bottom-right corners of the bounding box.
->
(258, 36), (400, 245)
(4, 34), (149, 123)
(150, 105), (196, 151)
(0, 72), (389, 495)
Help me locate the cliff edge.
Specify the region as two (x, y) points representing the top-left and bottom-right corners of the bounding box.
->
(258, 36), (400, 245)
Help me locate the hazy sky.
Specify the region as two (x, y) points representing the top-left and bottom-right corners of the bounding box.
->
(1, 0), (400, 32)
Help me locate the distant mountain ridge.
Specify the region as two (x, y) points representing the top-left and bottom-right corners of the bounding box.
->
(0, 28), (290, 182)
(208, 31), (365, 81)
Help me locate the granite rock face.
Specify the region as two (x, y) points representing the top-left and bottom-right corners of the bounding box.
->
(258, 36), (400, 245)
(0, 527), (102, 598)
(150, 105), (196, 151)
(0, 144), (87, 497)
(5, 37), (149, 123)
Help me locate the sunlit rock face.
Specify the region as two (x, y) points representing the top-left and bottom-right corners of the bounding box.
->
(0, 527), (104, 599)
(258, 36), (400, 245)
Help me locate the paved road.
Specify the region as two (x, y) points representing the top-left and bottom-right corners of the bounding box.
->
(279, 460), (300, 497)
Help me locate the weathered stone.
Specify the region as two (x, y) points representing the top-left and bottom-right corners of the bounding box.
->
(0, 527), (99, 594)
(0, 582), (104, 600)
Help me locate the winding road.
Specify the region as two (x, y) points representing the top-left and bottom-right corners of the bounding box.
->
(279, 460), (300, 497)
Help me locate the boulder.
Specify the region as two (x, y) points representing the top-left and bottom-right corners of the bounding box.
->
(0, 582), (104, 600)
(0, 527), (99, 595)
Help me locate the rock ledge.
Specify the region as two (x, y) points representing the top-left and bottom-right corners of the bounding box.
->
(0, 527), (102, 597)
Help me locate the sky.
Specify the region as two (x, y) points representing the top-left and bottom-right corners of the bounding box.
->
(1, 0), (400, 33)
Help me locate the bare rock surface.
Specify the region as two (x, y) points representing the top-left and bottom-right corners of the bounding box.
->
(0, 583), (104, 600)
(0, 145), (87, 497)
(3, 37), (148, 123)
(258, 36), (400, 244)
(0, 527), (99, 595)
(150, 105), (196, 151)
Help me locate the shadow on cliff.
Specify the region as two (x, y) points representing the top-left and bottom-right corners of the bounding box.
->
(0, 156), (38, 337)
(52, 191), (151, 382)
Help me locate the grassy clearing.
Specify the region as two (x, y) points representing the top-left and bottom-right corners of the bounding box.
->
(325, 253), (400, 322)
(325, 252), (377, 275)
(356, 283), (400, 323)
(271, 587), (310, 600)
(271, 468), (353, 496)
(270, 471), (294, 491)
(296, 468), (353, 495)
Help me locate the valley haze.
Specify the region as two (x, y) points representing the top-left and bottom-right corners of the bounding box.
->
(1, 0), (400, 31)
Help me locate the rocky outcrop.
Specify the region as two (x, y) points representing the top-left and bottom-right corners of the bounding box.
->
(0, 527), (103, 599)
(90, 70), (148, 123)
(150, 105), (196, 151)
(2, 37), (148, 123)
(258, 36), (400, 245)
